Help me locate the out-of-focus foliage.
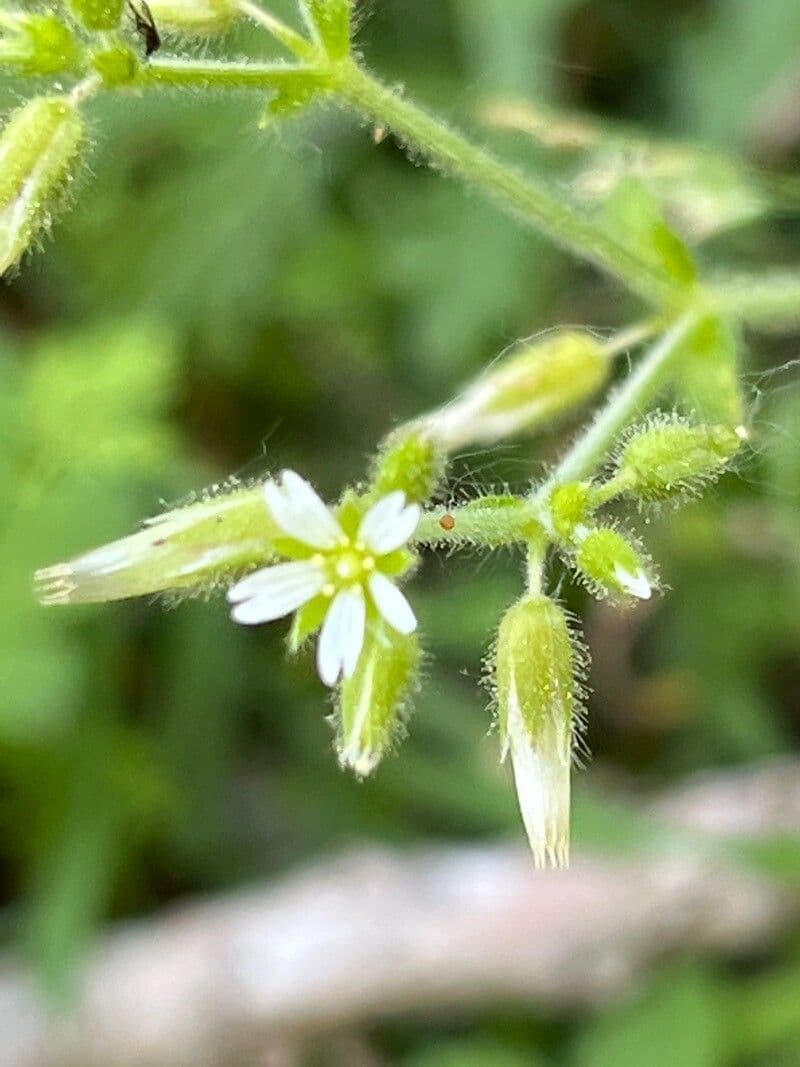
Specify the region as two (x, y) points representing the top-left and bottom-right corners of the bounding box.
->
(0, 0), (799, 1061)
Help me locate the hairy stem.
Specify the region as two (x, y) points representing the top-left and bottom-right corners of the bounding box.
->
(336, 63), (679, 308)
(541, 312), (699, 491)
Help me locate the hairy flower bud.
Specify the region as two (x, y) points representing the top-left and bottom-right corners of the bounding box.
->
(549, 481), (593, 542)
(371, 429), (445, 504)
(145, 0), (238, 35)
(35, 486), (281, 605)
(495, 596), (579, 868)
(337, 622), (421, 777)
(616, 418), (744, 501)
(0, 12), (82, 76)
(67, 0), (124, 31)
(0, 97), (86, 276)
(419, 332), (610, 452)
(574, 527), (652, 601)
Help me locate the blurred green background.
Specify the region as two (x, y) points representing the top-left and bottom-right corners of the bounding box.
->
(1, 0), (800, 1063)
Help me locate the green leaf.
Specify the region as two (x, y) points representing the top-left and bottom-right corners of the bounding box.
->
(601, 178), (697, 289)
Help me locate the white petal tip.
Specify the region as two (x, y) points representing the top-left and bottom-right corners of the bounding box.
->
(530, 841), (570, 870)
(615, 566), (652, 600)
(735, 425), (749, 441)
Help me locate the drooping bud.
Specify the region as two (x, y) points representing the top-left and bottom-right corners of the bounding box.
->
(616, 417), (743, 502)
(0, 97), (86, 276)
(145, 0), (238, 36)
(574, 527), (652, 601)
(371, 428), (445, 504)
(337, 622), (420, 777)
(299, 0), (351, 60)
(418, 331), (611, 453)
(35, 486), (281, 605)
(495, 595), (579, 868)
(67, 0), (124, 31)
(0, 12), (83, 76)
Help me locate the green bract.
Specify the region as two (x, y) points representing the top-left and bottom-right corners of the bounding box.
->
(0, 96), (86, 276)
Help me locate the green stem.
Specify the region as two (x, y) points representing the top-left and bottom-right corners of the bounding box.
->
(139, 54), (678, 307)
(413, 502), (544, 549)
(336, 62), (679, 307)
(541, 312), (699, 491)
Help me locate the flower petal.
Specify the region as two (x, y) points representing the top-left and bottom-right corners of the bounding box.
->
(614, 564), (652, 600)
(369, 572), (417, 635)
(316, 588), (366, 686)
(227, 560), (324, 604)
(264, 470), (344, 549)
(228, 562), (324, 626)
(359, 492), (420, 554)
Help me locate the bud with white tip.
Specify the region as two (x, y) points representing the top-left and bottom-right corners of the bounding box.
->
(574, 526), (653, 601)
(337, 621), (421, 777)
(35, 486), (281, 605)
(495, 595), (581, 869)
(0, 96), (86, 276)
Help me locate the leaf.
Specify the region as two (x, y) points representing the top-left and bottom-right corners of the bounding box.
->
(601, 177), (697, 288)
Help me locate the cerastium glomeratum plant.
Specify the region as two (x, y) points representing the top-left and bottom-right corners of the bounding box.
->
(14, 0), (800, 865)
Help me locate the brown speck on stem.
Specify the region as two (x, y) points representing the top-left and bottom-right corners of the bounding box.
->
(440, 514), (456, 531)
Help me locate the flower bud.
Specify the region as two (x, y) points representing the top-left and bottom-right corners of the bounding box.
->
(496, 596), (579, 868)
(549, 481), (593, 542)
(300, 0), (351, 60)
(419, 332), (610, 452)
(337, 622), (420, 777)
(35, 486), (281, 605)
(574, 527), (652, 601)
(0, 12), (83, 76)
(145, 0), (238, 36)
(371, 429), (445, 504)
(0, 97), (86, 276)
(617, 418), (743, 501)
(67, 0), (124, 31)
(91, 44), (139, 87)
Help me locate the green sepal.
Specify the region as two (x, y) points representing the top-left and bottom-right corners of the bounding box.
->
(271, 535), (319, 561)
(602, 177), (697, 289)
(91, 44), (139, 87)
(337, 620), (421, 777)
(616, 417), (742, 501)
(335, 490), (367, 539)
(67, 0), (125, 31)
(496, 595), (576, 744)
(574, 527), (651, 600)
(288, 595), (329, 652)
(378, 548), (415, 578)
(299, 0), (351, 60)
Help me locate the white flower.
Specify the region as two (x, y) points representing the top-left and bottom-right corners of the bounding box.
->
(227, 471), (420, 686)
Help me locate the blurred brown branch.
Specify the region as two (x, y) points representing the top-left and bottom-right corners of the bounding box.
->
(2, 759), (799, 1067)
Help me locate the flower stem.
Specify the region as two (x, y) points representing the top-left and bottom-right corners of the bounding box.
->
(541, 312), (699, 491)
(336, 62), (679, 308)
